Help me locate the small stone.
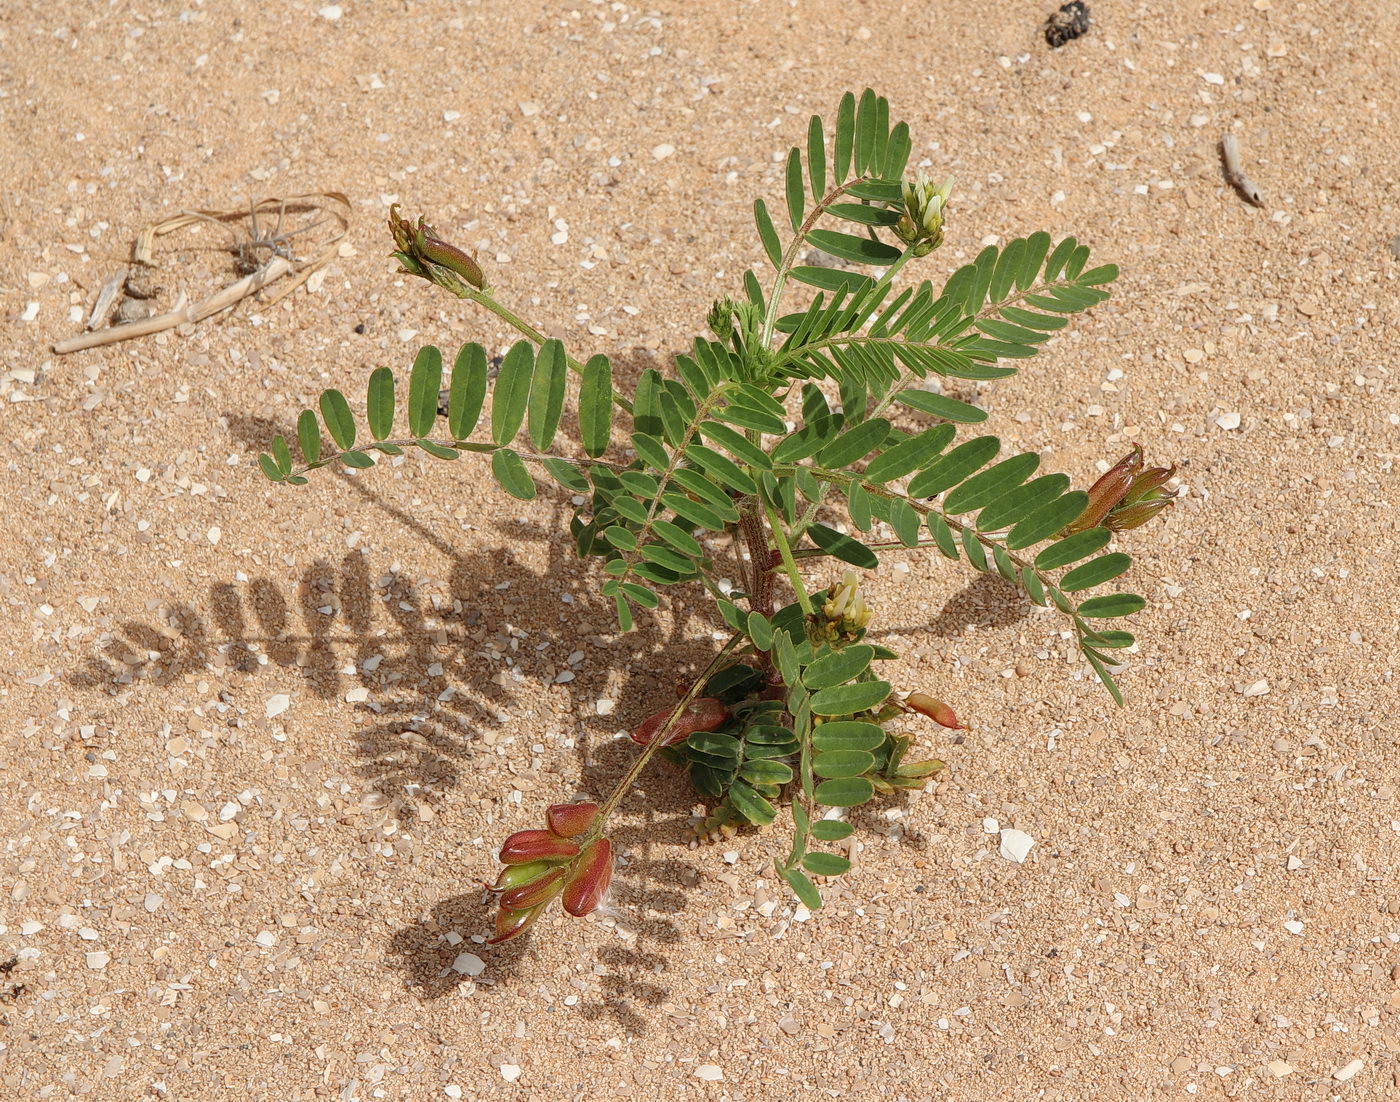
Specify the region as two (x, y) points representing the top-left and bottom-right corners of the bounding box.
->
(255, 930), (277, 947)
(207, 526), (221, 545)
(1283, 919), (1304, 935)
(694, 1065), (724, 1082)
(265, 693), (290, 718)
(86, 950), (111, 970)
(499, 1065), (521, 1082)
(345, 687), (369, 703)
(999, 829), (1035, 863)
(318, 5), (343, 20)
(651, 143), (676, 161)
(1265, 1059), (1294, 1077)
(144, 894), (163, 913)
(1333, 1059), (1364, 1082)
(1215, 411), (1241, 430)
(452, 952), (485, 977)
(519, 102), (540, 117)
(778, 1017), (800, 1035)
(1238, 679), (1269, 697)
(595, 699), (616, 716)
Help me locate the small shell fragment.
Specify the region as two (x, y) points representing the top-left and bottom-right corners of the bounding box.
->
(1221, 133), (1264, 206)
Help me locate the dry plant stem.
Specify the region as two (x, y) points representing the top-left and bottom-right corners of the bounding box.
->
(594, 634), (744, 823)
(738, 504), (775, 619)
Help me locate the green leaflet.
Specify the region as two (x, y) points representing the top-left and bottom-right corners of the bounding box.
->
(894, 389), (988, 424)
(1076, 593), (1146, 619)
(907, 436), (1001, 498)
(943, 452), (1040, 515)
(808, 680), (891, 716)
(448, 343), (488, 440)
(807, 523), (878, 569)
(579, 354), (612, 458)
(367, 366), (395, 440)
(491, 341), (534, 445)
(802, 852), (851, 877)
(319, 389), (355, 450)
(1007, 491), (1088, 549)
(754, 198), (782, 269)
(527, 339), (567, 450)
(814, 776), (875, 808)
(1059, 552), (1132, 593)
(1034, 526), (1112, 570)
(408, 345), (442, 439)
(863, 424), (954, 484)
(806, 229), (903, 266)
(817, 418), (890, 468)
(802, 645), (874, 690)
(297, 409), (321, 465)
(811, 819), (855, 841)
(490, 448), (535, 500)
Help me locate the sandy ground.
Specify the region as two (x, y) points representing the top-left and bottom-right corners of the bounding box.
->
(3, 1), (1399, 1098)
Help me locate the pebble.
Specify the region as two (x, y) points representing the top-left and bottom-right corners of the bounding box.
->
(265, 693), (290, 718)
(694, 1065), (724, 1082)
(1215, 411), (1241, 430)
(651, 143), (676, 161)
(318, 4), (343, 20)
(85, 950), (111, 970)
(1265, 1059), (1294, 1077)
(451, 952), (485, 977)
(1283, 919), (1304, 935)
(999, 829), (1035, 863)
(499, 1065), (522, 1082)
(1333, 1059), (1364, 1082)
(1238, 679), (1269, 697)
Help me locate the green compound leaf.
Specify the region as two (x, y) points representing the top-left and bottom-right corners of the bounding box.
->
(814, 776), (875, 808)
(491, 341), (534, 445)
(802, 852), (852, 877)
(808, 680), (891, 716)
(490, 448), (535, 500)
(367, 366), (395, 440)
(802, 645), (874, 690)
(408, 344), (442, 439)
(527, 338), (568, 450)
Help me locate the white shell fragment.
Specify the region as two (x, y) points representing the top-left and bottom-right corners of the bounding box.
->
(999, 829), (1036, 863)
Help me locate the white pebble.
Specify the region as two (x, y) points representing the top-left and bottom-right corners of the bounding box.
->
(651, 143), (676, 161)
(595, 699), (616, 716)
(982, 817), (1000, 834)
(1333, 1059), (1364, 1082)
(318, 5), (343, 20)
(1215, 411), (1241, 430)
(207, 526), (221, 545)
(85, 950), (111, 970)
(499, 1065), (522, 1082)
(1238, 679), (1269, 698)
(1283, 919), (1304, 935)
(694, 1065), (724, 1082)
(452, 952), (485, 977)
(519, 102), (540, 117)
(255, 930), (277, 947)
(999, 829), (1035, 863)
(265, 693), (290, 718)
(345, 686), (369, 703)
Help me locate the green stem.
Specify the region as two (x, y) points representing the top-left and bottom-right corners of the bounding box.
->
(761, 494), (813, 616)
(594, 634), (744, 823)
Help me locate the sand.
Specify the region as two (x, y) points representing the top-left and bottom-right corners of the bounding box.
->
(3, 1), (1399, 1098)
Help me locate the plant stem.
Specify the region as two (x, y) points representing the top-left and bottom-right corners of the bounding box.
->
(595, 634), (744, 824)
(761, 495), (813, 616)
(738, 503), (774, 618)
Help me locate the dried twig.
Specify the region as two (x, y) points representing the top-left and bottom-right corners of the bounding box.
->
(1220, 133), (1264, 207)
(54, 192), (350, 354)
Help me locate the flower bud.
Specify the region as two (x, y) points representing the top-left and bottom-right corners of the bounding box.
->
(545, 801), (599, 839)
(905, 693), (964, 730)
(815, 572), (872, 643)
(499, 866), (566, 911)
(631, 697), (729, 747)
(1121, 464), (1177, 506)
(562, 839), (613, 917)
(1064, 444), (1142, 534)
(489, 859), (555, 893)
(1105, 497), (1174, 531)
(498, 828), (580, 865)
(487, 903), (546, 944)
(894, 173), (954, 256)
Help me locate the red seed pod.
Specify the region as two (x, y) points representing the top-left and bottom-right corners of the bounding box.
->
(499, 866), (566, 912)
(498, 829), (580, 865)
(1106, 496), (1174, 532)
(562, 839), (614, 917)
(545, 801), (599, 839)
(489, 859), (555, 893)
(630, 697), (729, 747)
(1121, 464), (1177, 506)
(1066, 444), (1143, 534)
(487, 903), (546, 945)
(905, 692), (965, 730)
